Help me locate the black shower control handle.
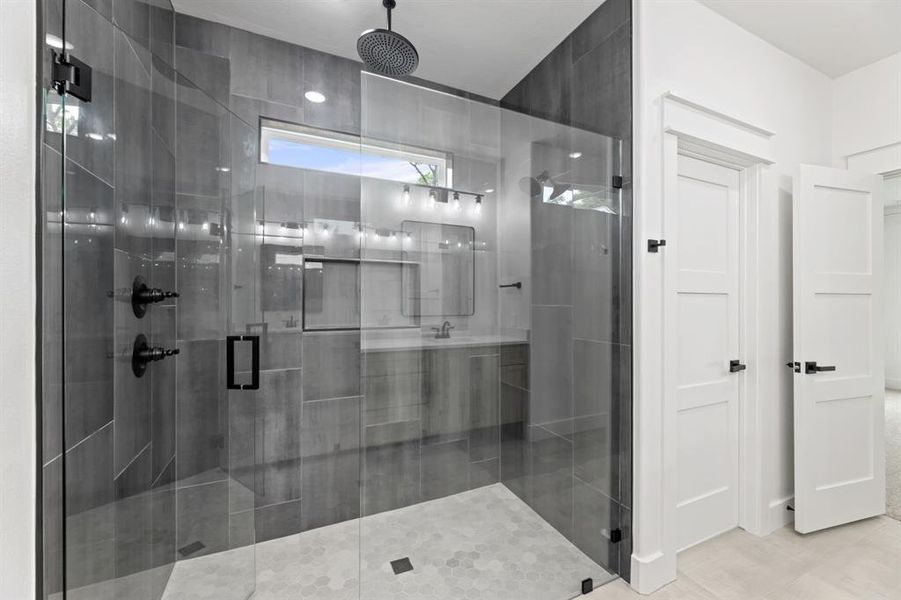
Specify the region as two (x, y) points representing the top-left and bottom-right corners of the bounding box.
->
(137, 288), (180, 303)
(132, 334), (179, 377)
(132, 275), (179, 318)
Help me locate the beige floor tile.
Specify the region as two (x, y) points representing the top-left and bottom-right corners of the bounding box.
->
(805, 526), (901, 600)
(678, 530), (817, 600)
(760, 573), (862, 600)
(585, 573), (718, 600)
(763, 517), (889, 562)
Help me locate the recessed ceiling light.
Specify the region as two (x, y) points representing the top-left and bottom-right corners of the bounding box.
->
(484, 188), (495, 194)
(86, 132), (103, 141)
(569, 152), (583, 159)
(305, 91), (326, 103)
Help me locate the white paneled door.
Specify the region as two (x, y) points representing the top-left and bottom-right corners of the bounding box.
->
(792, 165), (885, 534)
(669, 155), (742, 551)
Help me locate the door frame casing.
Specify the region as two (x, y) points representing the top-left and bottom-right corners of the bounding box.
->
(631, 90), (777, 592)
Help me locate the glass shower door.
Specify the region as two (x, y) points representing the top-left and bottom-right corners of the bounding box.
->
(42, 0), (258, 597)
(358, 72), (626, 600)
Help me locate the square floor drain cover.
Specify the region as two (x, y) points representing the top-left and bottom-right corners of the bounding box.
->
(178, 541), (206, 557)
(390, 557), (414, 575)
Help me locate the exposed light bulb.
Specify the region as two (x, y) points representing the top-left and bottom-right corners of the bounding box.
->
(474, 195), (483, 215)
(453, 192), (461, 212)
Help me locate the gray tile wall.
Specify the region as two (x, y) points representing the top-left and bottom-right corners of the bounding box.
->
(41, 0), (179, 598)
(42, 3), (624, 596)
(500, 0), (633, 581)
(169, 12), (510, 552)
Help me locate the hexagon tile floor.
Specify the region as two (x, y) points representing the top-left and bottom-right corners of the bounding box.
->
(162, 483), (616, 600)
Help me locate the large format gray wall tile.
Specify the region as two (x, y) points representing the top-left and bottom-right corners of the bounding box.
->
(302, 48), (361, 134)
(62, 159), (115, 451)
(229, 27), (303, 105)
(113, 250), (151, 475)
(500, 0), (632, 578)
(303, 331), (361, 401)
(301, 396), (362, 530)
(254, 369), (303, 507)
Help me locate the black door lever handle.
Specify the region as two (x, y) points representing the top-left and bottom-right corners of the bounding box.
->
(805, 361), (836, 374)
(729, 360), (747, 373)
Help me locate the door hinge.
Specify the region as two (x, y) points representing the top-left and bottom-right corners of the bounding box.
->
(52, 51), (92, 102)
(648, 239), (667, 253)
(612, 175), (624, 189)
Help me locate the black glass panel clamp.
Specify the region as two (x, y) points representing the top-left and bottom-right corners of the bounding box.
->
(52, 51), (92, 102)
(226, 335), (260, 390)
(132, 334), (179, 377)
(132, 275), (179, 318)
(805, 361), (836, 375)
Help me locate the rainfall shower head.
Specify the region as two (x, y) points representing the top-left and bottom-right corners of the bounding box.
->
(357, 0), (419, 77)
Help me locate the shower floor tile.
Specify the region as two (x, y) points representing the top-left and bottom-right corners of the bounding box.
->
(163, 483), (615, 600)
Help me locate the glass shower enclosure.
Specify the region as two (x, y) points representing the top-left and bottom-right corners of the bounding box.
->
(40, 2), (631, 598)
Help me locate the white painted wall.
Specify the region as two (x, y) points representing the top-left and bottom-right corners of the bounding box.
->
(832, 52), (901, 166)
(633, 0), (833, 591)
(0, 0), (37, 597)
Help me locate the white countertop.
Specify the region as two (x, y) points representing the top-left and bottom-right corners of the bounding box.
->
(361, 331), (528, 352)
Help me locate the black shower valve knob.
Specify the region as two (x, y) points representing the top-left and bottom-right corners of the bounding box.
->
(132, 333), (179, 377)
(132, 275), (179, 317)
(137, 288), (180, 304)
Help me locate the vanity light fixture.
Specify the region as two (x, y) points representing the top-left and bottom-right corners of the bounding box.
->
(428, 188), (438, 208)
(475, 194), (483, 214)
(402, 184), (411, 206)
(453, 192), (461, 211)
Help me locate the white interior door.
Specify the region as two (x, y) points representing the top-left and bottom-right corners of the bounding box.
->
(669, 155), (741, 550)
(792, 164), (885, 534)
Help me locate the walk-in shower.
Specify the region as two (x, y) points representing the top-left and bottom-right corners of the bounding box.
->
(38, 1), (632, 598)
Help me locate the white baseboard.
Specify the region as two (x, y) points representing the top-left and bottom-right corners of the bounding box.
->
(759, 496), (794, 536)
(629, 550), (677, 595)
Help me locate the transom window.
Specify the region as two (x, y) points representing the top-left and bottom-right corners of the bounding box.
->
(260, 119), (451, 187)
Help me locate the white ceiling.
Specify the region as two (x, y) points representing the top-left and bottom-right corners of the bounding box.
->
(171, 0), (606, 99)
(698, 0), (901, 78)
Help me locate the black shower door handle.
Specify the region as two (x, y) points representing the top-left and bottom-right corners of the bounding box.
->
(226, 335), (260, 390)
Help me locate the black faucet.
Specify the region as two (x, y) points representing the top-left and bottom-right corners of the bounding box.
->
(432, 320), (455, 339)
